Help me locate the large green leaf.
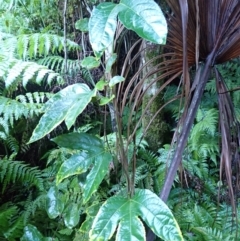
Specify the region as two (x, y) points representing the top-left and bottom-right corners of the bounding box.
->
(83, 152), (112, 203)
(118, 0), (167, 44)
(28, 84), (94, 143)
(90, 189), (183, 241)
(56, 152), (93, 184)
(46, 186), (64, 219)
(89, 3), (123, 56)
(52, 132), (104, 153)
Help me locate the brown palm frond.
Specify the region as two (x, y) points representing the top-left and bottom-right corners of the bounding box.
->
(159, 0), (240, 203)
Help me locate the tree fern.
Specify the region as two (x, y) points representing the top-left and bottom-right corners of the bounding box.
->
(0, 159), (44, 193)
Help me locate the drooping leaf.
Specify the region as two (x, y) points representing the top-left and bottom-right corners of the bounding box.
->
(63, 203), (81, 229)
(81, 56), (100, 69)
(118, 0), (168, 44)
(89, 3), (123, 56)
(56, 152), (93, 184)
(52, 132), (104, 153)
(75, 18), (89, 32)
(28, 84), (94, 143)
(109, 76), (125, 87)
(83, 152), (112, 203)
(46, 186), (64, 219)
(90, 189), (183, 241)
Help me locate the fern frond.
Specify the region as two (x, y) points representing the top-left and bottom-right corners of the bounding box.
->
(23, 193), (47, 225)
(38, 56), (81, 76)
(3, 215), (25, 240)
(3, 58), (64, 88)
(0, 159), (44, 193)
(5, 135), (19, 153)
(192, 227), (234, 241)
(16, 33), (80, 59)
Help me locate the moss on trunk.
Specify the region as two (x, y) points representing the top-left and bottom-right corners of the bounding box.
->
(141, 42), (168, 152)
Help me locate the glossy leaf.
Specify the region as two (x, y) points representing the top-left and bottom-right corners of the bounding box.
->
(83, 152), (112, 203)
(56, 152), (93, 184)
(75, 18), (89, 32)
(52, 132), (104, 153)
(90, 189), (183, 241)
(118, 0), (167, 44)
(28, 84), (94, 143)
(63, 203), (81, 228)
(46, 186), (64, 219)
(65, 88), (96, 129)
(89, 3), (123, 56)
(21, 225), (44, 241)
(109, 76), (125, 87)
(81, 56), (100, 69)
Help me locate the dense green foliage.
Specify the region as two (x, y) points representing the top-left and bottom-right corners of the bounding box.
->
(0, 0), (240, 241)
